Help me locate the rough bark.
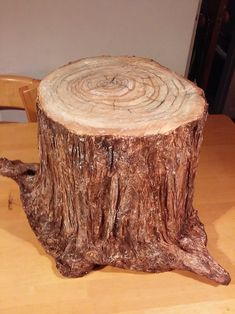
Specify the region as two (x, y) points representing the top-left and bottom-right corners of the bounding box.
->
(0, 56), (230, 285)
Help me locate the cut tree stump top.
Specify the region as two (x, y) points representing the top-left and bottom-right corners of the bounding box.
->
(38, 56), (206, 136)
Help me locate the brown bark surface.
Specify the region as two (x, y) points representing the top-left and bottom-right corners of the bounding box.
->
(0, 56), (230, 285)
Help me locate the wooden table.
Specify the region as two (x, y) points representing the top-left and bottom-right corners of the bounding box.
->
(0, 115), (234, 314)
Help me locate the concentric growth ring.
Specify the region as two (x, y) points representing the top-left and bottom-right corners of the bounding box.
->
(38, 56), (206, 136)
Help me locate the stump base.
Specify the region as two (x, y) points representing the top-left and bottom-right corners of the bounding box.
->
(0, 157), (231, 285)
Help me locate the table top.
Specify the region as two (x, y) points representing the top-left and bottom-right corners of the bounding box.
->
(0, 115), (234, 314)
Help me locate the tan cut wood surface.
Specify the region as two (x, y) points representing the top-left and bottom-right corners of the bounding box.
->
(0, 115), (234, 314)
(39, 56), (205, 135)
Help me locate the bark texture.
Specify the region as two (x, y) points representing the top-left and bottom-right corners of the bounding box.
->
(0, 56), (230, 285)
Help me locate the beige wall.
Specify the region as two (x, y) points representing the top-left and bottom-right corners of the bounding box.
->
(0, 0), (200, 121)
(0, 0), (200, 78)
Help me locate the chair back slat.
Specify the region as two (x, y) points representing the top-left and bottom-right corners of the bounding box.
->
(0, 75), (40, 122)
(19, 85), (38, 122)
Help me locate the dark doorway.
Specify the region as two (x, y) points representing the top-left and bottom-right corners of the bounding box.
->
(189, 0), (235, 117)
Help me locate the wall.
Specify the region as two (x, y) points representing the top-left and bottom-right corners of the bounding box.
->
(0, 0), (200, 121)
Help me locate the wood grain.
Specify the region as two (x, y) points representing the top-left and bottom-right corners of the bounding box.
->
(39, 56), (205, 135)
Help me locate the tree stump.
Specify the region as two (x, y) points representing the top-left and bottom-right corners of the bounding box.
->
(0, 56), (230, 285)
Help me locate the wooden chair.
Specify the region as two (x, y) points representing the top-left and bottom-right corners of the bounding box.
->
(0, 75), (40, 122)
(19, 84), (39, 122)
